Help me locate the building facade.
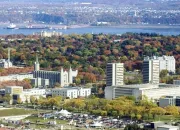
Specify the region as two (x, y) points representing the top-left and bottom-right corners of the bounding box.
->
(159, 96), (180, 107)
(4, 86), (47, 104)
(105, 84), (180, 101)
(0, 48), (13, 68)
(40, 31), (62, 37)
(0, 73), (33, 82)
(106, 63), (124, 86)
(33, 54), (78, 87)
(158, 56), (176, 74)
(174, 80), (180, 85)
(52, 87), (91, 99)
(143, 56), (160, 84)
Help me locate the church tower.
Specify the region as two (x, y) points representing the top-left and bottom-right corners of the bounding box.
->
(60, 67), (64, 87)
(34, 51), (40, 71)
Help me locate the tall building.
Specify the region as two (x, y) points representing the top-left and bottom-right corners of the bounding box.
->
(34, 52), (40, 71)
(0, 48), (13, 68)
(106, 63), (124, 86)
(143, 56), (160, 84)
(158, 56), (176, 74)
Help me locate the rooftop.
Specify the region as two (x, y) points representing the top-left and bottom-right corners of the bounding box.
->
(157, 125), (179, 129)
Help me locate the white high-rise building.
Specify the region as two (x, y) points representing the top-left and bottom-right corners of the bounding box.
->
(143, 56), (160, 84)
(106, 63), (124, 86)
(0, 48), (13, 68)
(158, 56), (176, 74)
(34, 52), (40, 71)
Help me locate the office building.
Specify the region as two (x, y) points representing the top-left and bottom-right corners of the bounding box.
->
(143, 56), (160, 84)
(3, 86), (46, 104)
(105, 84), (180, 101)
(159, 96), (180, 107)
(174, 80), (180, 85)
(51, 87), (91, 99)
(159, 96), (176, 107)
(157, 125), (179, 130)
(106, 63), (124, 86)
(158, 56), (176, 74)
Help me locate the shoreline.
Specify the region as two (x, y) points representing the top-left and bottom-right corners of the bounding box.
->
(73, 25), (180, 29)
(1, 23), (180, 29)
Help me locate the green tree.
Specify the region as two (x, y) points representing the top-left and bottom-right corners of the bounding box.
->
(54, 82), (61, 88)
(160, 70), (168, 78)
(17, 97), (22, 104)
(30, 96), (36, 106)
(165, 106), (179, 117)
(3, 94), (11, 104)
(150, 107), (166, 119)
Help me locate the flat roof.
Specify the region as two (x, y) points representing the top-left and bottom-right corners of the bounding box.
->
(113, 84), (159, 89)
(157, 125), (178, 129)
(53, 87), (91, 91)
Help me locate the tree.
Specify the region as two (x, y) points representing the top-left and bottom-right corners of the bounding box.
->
(160, 70), (168, 78)
(17, 97), (22, 104)
(30, 96), (36, 106)
(150, 107), (166, 119)
(3, 94), (11, 104)
(0, 95), (3, 101)
(165, 106), (179, 117)
(54, 82), (61, 88)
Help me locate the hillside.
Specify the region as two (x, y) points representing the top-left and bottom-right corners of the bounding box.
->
(0, 33), (179, 79)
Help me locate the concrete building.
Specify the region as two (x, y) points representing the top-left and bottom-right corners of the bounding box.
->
(143, 56), (160, 84)
(157, 125), (179, 130)
(159, 96), (180, 107)
(0, 73), (33, 82)
(0, 48), (13, 68)
(5, 86), (24, 95)
(105, 84), (180, 101)
(158, 56), (176, 74)
(31, 78), (49, 87)
(4, 86), (46, 104)
(52, 87), (91, 99)
(159, 96), (176, 107)
(106, 63), (124, 86)
(5, 86), (24, 104)
(33, 54), (78, 87)
(174, 80), (180, 85)
(40, 31), (62, 37)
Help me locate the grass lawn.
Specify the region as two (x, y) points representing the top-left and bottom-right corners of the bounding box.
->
(147, 115), (180, 122)
(0, 108), (46, 117)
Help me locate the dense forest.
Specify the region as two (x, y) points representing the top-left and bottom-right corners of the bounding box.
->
(0, 33), (180, 84)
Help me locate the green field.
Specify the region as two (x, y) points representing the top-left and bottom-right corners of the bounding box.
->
(147, 115), (180, 122)
(0, 108), (49, 117)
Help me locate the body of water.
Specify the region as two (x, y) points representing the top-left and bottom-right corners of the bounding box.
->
(0, 26), (180, 35)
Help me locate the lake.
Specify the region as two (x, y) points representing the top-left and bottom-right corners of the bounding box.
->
(0, 26), (180, 36)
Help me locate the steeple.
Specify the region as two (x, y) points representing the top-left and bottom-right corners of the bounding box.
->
(60, 67), (64, 87)
(34, 51), (40, 71)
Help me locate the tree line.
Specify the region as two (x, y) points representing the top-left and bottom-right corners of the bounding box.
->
(0, 33), (179, 84)
(17, 95), (180, 121)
